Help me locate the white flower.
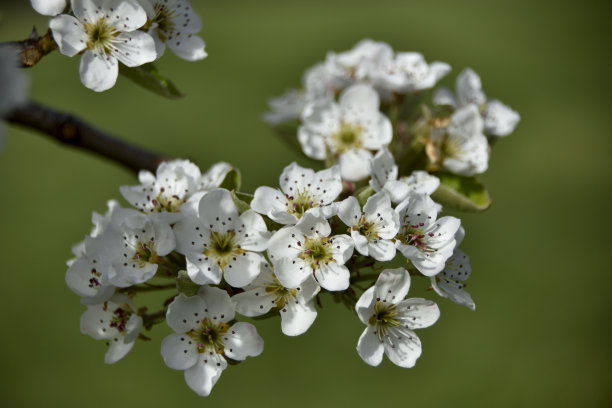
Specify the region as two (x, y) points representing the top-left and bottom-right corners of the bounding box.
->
(232, 262), (320, 336)
(430, 227), (474, 310)
(161, 286), (264, 397)
(0, 46), (29, 146)
(50, 0), (156, 91)
(433, 68), (520, 137)
(31, 0), (66, 16)
(138, 0), (207, 61)
(372, 52), (450, 95)
(267, 213), (354, 291)
(119, 159), (202, 217)
(370, 148), (440, 203)
(337, 192), (399, 261)
(395, 193), (460, 276)
(324, 39), (394, 90)
(107, 209), (176, 287)
(262, 88), (307, 125)
(355, 268), (440, 368)
(429, 105), (489, 176)
(298, 83), (392, 181)
(173, 189), (270, 288)
(80, 293), (143, 364)
(251, 162), (342, 225)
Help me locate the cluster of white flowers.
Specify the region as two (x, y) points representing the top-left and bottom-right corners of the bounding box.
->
(31, 0), (206, 91)
(65, 39), (518, 397)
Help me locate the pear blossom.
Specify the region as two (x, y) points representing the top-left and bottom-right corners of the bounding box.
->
(430, 227), (475, 310)
(428, 105), (489, 176)
(355, 268), (440, 368)
(371, 52), (450, 96)
(370, 148), (440, 203)
(173, 189), (270, 287)
(161, 286), (264, 397)
(50, 0), (157, 91)
(80, 293), (143, 364)
(337, 192), (399, 262)
(395, 193), (460, 276)
(433, 68), (520, 137)
(251, 162), (342, 225)
(0, 46), (29, 146)
(30, 0), (66, 16)
(138, 0), (207, 61)
(107, 209), (176, 287)
(232, 262), (320, 336)
(119, 159), (202, 217)
(267, 213), (354, 291)
(298, 83), (393, 181)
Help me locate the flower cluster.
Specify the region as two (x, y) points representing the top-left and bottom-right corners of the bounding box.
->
(32, 0), (206, 91)
(67, 39), (518, 397)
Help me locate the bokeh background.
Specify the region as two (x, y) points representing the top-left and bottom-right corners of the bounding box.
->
(1, 0), (610, 406)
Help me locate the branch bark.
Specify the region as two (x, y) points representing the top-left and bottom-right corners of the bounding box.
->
(6, 100), (171, 173)
(3, 28), (57, 68)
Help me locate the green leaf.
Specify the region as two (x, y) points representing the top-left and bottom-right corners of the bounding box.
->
(431, 173), (491, 212)
(220, 168), (241, 191)
(119, 63), (184, 99)
(355, 186), (374, 207)
(230, 191), (251, 214)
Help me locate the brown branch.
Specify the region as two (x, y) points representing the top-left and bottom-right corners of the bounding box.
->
(3, 27), (57, 68)
(6, 100), (171, 173)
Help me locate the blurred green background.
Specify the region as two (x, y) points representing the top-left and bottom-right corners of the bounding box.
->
(1, 0), (610, 406)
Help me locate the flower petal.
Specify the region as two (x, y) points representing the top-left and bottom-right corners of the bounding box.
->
(113, 31), (157, 67)
(383, 326), (422, 368)
(397, 298), (440, 329)
(314, 262), (349, 291)
(356, 327), (384, 367)
(49, 15), (87, 57)
(223, 322), (264, 361)
(79, 50), (118, 92)
(184, 354), (227, 397)
(167, 33), (207, 61)
(282, 297), (317, 336)
(223, 251), (263, 288)
(199, 286), (235, 323)
(161, 332), (199, 370)
(166, 293), (207, 333)
(374, 268), (410, 304)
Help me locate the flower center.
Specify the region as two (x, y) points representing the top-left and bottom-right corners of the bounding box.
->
(285, 189), (315, 218)
(399, 224), (433, 252)
(188, 319), (230, 354)
(108, 304), (133, 333)
(356, 217), (379, 241)
(299, 236), (334, 269)
(368, 301), (400, 337)
(134, 241), (157, 264)
(204, 231), (245, 270)
(265, 276), (298, 309)
(147, 3), (180, 41)
(150, 189), (185, 213)
(84, 18), (119, 55)
(332, 122), (363, 153)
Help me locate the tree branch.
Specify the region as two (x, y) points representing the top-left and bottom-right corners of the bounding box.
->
(6, 100), (171, 173)
(3, 27), (57, 68)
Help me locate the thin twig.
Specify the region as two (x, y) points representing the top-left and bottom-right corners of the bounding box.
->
(6, 100), (171, 173)
(3, 27), (57, 68)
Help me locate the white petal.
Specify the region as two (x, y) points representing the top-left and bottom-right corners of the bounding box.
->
(198, 285), (235, 323)
(186, 254), (222, 285)
(484, 99), (520, 137)
(166, 293), (207, 333)
(329, 234), (354, 264)
(167, 34), (207, 61)
(49, 15), (87, 57)
(113, 31), (157, 67)
(31, 0), (66, 15)
(232, 289), (275, 317)
(397, 298), (440, 329)
(106, 0), (148, 32)
(367, 239), (396, 262)
(161, 332), (199, 370)
(223, 322), (264, 360)
(351, 229), (370, 256)
(184, 355), (227, 397)
(282, 298), (317, 336)
(273, 257), (310, 289)
(338, 149), (372, 181)
(314, 263), (349, 291)
(456, 68), (486, 107)
(105, 337), (135, 364)
(383, 327), (422, 368)
(432, 86), (457, 107)
(297, 126), (327, 160)
(295, 213), (331, 237)
(374, 268), (410, 304)
(251, 186), (295, 224)
(355, 286), (375, 325)
(223, 251), (263, 288)
(369, 147), (397, 191)
(339, 83), (380, 113)
(72, 0), (97, 22)
(237, 210), (269, 251)
(198, 189), (239, 232)
(356, 327), (384, 366)
(79, 50), (118, 92)
(336, 196), (361, 227)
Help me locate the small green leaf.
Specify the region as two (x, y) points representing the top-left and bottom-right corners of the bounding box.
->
(220, 168), (241, 191)
(119, 63), (184, 99)
(230, 191), (251, 214)
(176, 270), (200, 297)
(431, 173), (491, 212)
(355, 186), (374, 207)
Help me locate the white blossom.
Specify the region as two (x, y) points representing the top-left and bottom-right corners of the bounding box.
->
(298, 83), (392, 181)
(80, 293), (143, 364)
(429, 105), (489, 176)
(355, 268), (440, 368)
(0, 46), (29, 146)
(161, 286), (263, 397)
(31, 0), (67, 16)
(370, 148), (440, 203)
(173, 189), (270, 287)
(138, 0), (207, 61)
(430, 227), (475, 310)
(395, 193), (460, 276)
(433, 68), (520, 137)
(337, 192), (399, 261)
(372, 52), (450, 95)
(232, 262), (320, 336)
(50, 0), (157, 91)
(267, 213), (354, 291)
(251, 162), (342, 225)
